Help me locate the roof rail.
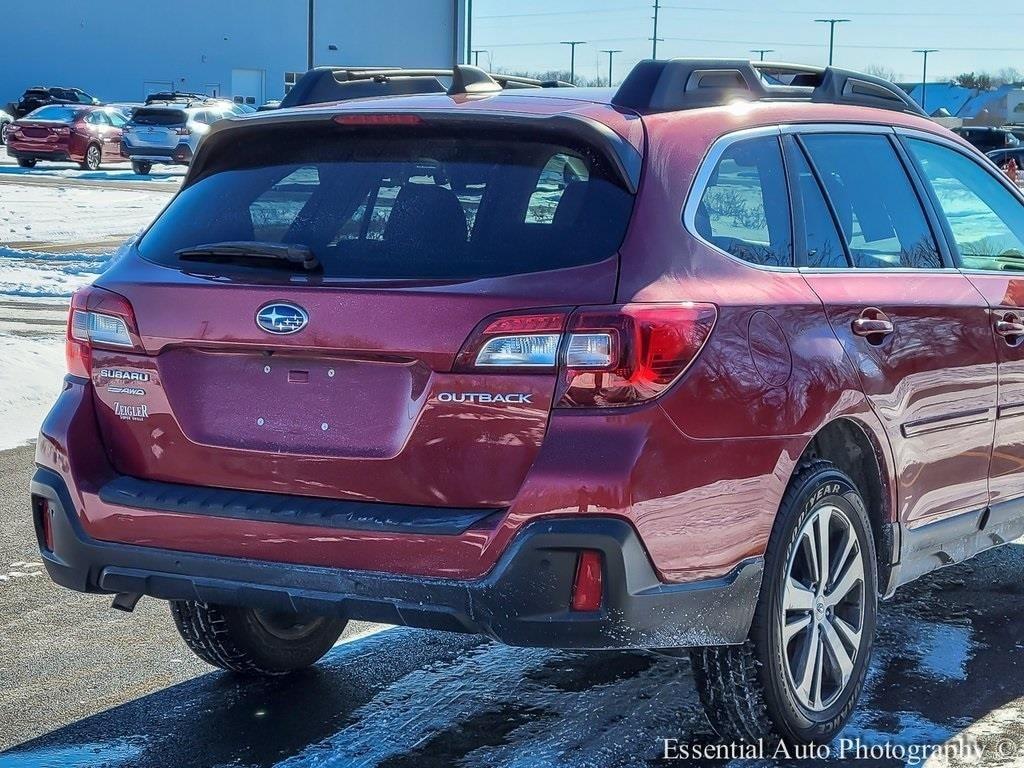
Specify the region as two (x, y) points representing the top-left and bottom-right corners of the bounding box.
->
(611, 59), (925, 116)
(336, 65), (574, 92)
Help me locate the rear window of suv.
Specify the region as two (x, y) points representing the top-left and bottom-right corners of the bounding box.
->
(131, 108), (186, 126)
(137, 130), (634, 280)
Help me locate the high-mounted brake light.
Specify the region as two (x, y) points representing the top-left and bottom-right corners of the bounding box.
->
(66, 286), (140, 378)
(454, 303), (717, 407)
(333, 113), (424, 126)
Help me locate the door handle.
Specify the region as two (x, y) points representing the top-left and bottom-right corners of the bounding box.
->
(852, 308), (894, 342)
(995, 312), (1024, 343)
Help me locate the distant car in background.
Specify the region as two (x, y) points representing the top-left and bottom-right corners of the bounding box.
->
(986, 146), (1024, 169)
(6, 105), (126, 170)
(13, 86), (100, 118)
(954, 126), (1020, 152)
(121, 103), (236, 174)
(0, 108), (13, 144)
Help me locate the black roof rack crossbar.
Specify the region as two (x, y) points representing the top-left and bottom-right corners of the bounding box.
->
(611, 58), (925, 116)
(336, 65), (574, 92)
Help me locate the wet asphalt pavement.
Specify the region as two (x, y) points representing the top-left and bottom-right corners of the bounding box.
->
(2, 442), (1024, 767)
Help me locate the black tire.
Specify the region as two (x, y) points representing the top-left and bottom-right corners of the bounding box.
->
(81, 143), (101, 171)
(17, 158), (36, 168)
(0, 121), (9, 145)
(690, 460), (878, 746)
(131, 160), (152, 175)
(170, 601), (346, 675)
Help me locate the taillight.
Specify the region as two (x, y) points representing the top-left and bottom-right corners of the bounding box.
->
(66, 286), (140, 378)
(454, 303), (716, 407)
(175, 126), (190, 135)
(454, 310), (568, 372)
(557, 303), (718, 407)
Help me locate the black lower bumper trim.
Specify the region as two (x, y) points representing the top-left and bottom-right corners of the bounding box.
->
(32, 466), (763, 649)
(8, 149), (71, 162)
(99, 475), (503, 535)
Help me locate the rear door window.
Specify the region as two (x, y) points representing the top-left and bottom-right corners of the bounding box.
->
(693, 135), (792, 267)
(801, 133), (941, 269)
(907, 138), (1024, 271)
(137, 131), (634, 280)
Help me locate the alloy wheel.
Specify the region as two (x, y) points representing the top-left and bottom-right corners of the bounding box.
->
(781, 503), (866, 712)
(86, 145), (100, 170)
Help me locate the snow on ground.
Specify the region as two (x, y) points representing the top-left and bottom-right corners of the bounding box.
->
(0, 334), (66, 450)
(0, 178), (173, 448)
(0, 246), (114, 298)
(0, 185), (169, 244)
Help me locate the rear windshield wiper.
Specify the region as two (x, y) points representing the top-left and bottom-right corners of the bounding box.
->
(175, 241), (321, 272)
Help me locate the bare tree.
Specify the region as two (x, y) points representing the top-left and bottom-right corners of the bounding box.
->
(863, 64), (899, 82)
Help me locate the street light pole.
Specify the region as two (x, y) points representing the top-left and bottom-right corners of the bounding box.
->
(913, 49), (939, 115)
(472, 49), (488, 67)
(814, 18), (850, 66)
(560, 41), (586, 85)
(601, 49), (622, 86)
(750, 48), (775, 61)
(651, 0), (662, 59)
(307, 0), (315, 70)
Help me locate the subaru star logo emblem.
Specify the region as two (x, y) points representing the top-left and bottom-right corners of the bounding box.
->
(256, 303), (308, 335)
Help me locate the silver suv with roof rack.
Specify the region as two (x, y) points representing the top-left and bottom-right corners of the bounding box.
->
(120, 103), (238, 175)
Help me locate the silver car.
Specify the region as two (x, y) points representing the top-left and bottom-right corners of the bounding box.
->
(121, 104), (235, 174)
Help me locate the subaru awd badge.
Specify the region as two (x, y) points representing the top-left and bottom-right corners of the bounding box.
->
(256, 303), (308, 335)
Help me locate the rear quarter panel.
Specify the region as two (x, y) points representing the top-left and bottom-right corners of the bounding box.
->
(608, 109), (897, 580)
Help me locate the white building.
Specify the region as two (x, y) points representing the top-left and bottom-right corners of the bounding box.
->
(1, 0), (468, 107)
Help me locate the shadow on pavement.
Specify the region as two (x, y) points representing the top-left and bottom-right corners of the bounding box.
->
(3, 545), (1024, 768)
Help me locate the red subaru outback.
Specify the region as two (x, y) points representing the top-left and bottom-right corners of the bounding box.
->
(33, 61), (1024, 745)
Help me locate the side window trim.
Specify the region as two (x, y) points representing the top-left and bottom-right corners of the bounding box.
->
(895, 129), (1024, 272)
(794, 129), (947, 272)
(786, 134), (853, 269)
(681, 126), (797, 271)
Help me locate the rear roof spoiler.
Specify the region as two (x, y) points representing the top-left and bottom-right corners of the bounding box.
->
(188, 108), (642, 194)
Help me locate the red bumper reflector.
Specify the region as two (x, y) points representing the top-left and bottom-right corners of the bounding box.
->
(571, 550), (604, 612)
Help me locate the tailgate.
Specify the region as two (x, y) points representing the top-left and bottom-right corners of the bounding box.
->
(87, 118), (637, 508)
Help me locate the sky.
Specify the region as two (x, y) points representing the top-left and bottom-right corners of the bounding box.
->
(471, 0), (1024, 85)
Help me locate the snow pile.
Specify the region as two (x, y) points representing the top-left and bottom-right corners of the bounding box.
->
(0, 334), (66, 450)
(0, 246), (115, 298)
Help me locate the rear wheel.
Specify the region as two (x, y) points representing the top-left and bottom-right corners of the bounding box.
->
(131, 160), (152, 175)
(170, 600), (346, 675)
(17, 158), (36, 168)
(81, 143), (101, 171)
(690, 460), (877, 746)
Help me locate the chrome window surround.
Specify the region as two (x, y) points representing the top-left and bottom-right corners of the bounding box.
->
(681, 122), (963, 276)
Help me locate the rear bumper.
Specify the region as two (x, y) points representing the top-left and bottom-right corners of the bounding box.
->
(32, 465), (762, 649)
(6, 146), (72, 162)
(121, 141), (192, 164)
